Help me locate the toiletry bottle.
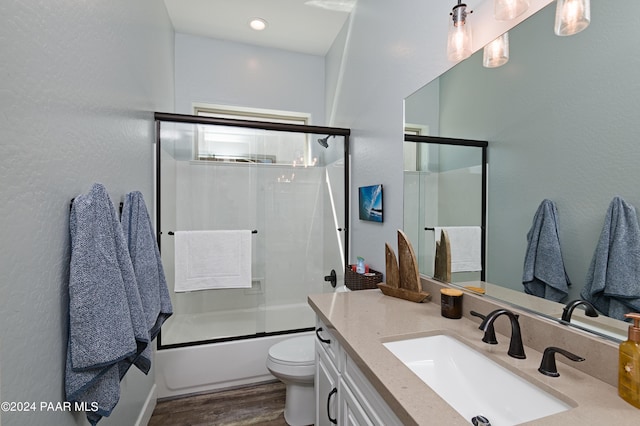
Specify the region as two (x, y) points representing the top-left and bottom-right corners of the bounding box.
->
(356, 257), (365, 274)
(619, 312), (640, 409)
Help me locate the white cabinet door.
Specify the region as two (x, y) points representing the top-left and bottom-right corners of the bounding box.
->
(316, 340), (339, 426)
(339, 378), (375, 426)
(343, 355), (403, 426)
(315, 317), (401, 426)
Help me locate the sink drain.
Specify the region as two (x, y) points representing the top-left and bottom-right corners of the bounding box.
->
(471, 415), (491, 426)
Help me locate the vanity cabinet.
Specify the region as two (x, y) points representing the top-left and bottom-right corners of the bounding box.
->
(315, 318), (401, 426)
(339, 377), (373, 425)
(316, 335), (339, 425)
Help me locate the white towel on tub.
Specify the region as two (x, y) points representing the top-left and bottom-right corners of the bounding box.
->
(434, 226), (482, 272)
(174, 230), (252, 291)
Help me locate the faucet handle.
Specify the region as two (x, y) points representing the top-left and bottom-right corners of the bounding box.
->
(538, 346), (585, 377)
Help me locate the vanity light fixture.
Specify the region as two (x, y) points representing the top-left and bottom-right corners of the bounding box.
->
(249, 17), (268, 31)
(447, 0), (473, 62)
(483, 32), (509, 68)
(554, 0), (590, 36)
(494, 0), (529, 21)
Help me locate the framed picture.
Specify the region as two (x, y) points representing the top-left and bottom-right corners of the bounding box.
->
(358, 184), (383, 222)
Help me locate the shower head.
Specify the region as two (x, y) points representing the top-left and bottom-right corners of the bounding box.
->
(317, 135), (333, 148)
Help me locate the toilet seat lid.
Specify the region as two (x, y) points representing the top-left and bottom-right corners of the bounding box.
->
(268, 335), (315, 364)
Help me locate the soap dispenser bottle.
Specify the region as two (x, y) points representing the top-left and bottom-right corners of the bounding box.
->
(619, 312), (640, 408)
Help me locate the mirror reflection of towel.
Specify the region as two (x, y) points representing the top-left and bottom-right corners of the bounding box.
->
(522, 199), (571, 302)
(581, 197), (640, 320)
(433, 226), (482, 272)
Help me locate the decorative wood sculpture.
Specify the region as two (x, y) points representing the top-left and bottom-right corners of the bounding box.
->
(378, 230), (430, 303)
(433, 229), (451, 283)
(385, 243), (399, 289)
(397, 230), (420, 293)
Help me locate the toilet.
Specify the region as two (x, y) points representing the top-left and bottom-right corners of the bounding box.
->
(266, 334), (316, 425)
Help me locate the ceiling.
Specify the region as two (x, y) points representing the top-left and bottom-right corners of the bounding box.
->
(163, 0), (354, 56)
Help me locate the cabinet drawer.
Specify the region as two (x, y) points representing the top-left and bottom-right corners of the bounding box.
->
(315, 318), (341, 370)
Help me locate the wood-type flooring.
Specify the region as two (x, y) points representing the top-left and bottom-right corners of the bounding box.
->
(149, 381), (290, 426)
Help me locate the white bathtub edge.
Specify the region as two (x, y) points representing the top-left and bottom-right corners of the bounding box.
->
(155, 332), (313, 399)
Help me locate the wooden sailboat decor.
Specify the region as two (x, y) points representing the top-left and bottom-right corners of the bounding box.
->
(433, 229), (452, 283)
(378, 230), (430, 303)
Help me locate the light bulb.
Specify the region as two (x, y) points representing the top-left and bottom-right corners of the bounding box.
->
(447, 2), (473, 62)
(483, 33), (509, 68)
(554, 0), (590, 36)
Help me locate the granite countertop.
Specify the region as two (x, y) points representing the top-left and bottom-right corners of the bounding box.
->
(308, 288), (640, 425)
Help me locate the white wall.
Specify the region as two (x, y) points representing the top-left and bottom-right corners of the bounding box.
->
(174, 33), (326, 124)
(328, 0), (553, 271)
(0, 1), (174, 425)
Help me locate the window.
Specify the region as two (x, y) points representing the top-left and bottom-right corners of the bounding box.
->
(192, 104), (314, 166)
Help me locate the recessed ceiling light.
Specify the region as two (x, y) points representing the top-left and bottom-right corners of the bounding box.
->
(249, 18), (268, 31)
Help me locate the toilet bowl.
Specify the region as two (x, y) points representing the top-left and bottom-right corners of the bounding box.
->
(266, 334), (315, 426)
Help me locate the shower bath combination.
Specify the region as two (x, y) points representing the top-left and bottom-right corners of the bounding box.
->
(154, 113), (351, 347)
(153, 112), (351, 398)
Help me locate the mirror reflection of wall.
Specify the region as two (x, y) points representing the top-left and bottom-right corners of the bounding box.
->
(405, 1), (640, 323)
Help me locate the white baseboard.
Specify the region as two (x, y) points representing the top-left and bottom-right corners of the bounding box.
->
(135, 383), (157, 426)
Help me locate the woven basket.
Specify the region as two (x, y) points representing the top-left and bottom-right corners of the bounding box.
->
(344, 265), (383, 291)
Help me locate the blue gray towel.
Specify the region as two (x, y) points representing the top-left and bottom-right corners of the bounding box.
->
(522, 199), (571, 302)
(121, 191), (173, 374)
(581, 197), (640, 320)
(65, 183), (149, 425)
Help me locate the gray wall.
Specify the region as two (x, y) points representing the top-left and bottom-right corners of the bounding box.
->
(174, 33), (325, 124)
(438, 1), (640, 298)
(0, 1), (174, 425)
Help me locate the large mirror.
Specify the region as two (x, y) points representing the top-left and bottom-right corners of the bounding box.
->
(404, 0), (640, 341)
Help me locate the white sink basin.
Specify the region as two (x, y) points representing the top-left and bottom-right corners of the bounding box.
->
(383, 334), (571, 425)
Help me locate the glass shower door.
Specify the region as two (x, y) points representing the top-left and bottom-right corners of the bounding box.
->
(156, 116), (348, 348)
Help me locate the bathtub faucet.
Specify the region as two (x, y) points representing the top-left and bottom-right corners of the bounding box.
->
(324, 269), (337, 288)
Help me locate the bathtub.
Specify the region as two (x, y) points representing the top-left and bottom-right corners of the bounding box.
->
(155, 302), (316, 398)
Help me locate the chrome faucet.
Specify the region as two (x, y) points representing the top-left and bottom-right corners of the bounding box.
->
(561, 299), (598, 322)
(479, 309), (526, 359)
(538, 346), (585, 377)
